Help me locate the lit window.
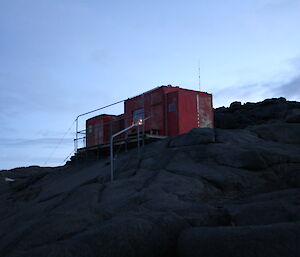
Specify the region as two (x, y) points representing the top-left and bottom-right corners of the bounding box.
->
(133, 109), (144, 124)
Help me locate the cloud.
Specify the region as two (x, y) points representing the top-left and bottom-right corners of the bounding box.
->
(0, 153), (66, 170)
(271, 75), (300, 99)
(0, 136), (75, 169)
(214, 72), (300, 107)
(213, 54), (300, 107)
(214, 82), (268, 107)
(0, 71), (74, 112)
(263, 0), (299, 10)
(289, 56), (300, 69)
(0, 137), (73, 148)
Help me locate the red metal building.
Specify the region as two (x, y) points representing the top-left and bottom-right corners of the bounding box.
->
(86, 85), (213, 147)
(86, 114), (116, 147)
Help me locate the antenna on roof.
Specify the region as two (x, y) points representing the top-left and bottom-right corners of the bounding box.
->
(198, 59), (201, 91)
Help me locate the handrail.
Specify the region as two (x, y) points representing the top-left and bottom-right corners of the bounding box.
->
(74, 110), (152, 150)
(110, 117), (150, 182)
(74, 99), (125, 152)
(76, 100), (125, 120)
(110, 123), (137, 182)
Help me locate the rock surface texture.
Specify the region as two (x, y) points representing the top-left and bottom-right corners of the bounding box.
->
(1, 98), (300, 257)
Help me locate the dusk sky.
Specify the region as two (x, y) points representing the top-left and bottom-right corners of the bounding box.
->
(1, 0), (300, 169)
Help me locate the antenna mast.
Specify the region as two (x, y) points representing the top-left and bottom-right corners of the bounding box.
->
(198, 59), (201, 91)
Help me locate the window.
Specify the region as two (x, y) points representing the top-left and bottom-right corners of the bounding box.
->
(133, 109), (144, 123)
(168, 103), (176, 112)
(88, 125), (93, 134)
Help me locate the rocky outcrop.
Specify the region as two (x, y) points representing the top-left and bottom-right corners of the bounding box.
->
(215, 97), (300, 129)
(178, 222), (300, 257)
(0, 98), (300, 257)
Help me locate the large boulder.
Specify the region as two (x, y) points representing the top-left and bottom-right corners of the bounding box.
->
(168, 128), (215, 147)
(178, 222), (300, 257)
(286, 109), (300, 123)
(227, 189), (300, 226)
(249, 123), (300, 144)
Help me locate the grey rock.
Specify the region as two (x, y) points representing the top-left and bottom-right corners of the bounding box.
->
(286, 109), (300, 123)
(178, 222), (300, 257)
(1, 98), (300, 257)
(169, 128), (215, 147)
(249, 123), (300, 144)
(227, 189), (300, 226)
(215, 97), (300, 129)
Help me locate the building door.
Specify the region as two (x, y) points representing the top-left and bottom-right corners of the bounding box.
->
(197, 94), (213, 128)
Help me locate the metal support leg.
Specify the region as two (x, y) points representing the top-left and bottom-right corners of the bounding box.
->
(110, 136), (114, 182)
(125, 132), (128, 152)
(110, 123), (136, 182)
(75, 118), (78, 152)
(137, 125), (140, 155)
(142, 122), (145, 147)
(110, 118), (149, 182)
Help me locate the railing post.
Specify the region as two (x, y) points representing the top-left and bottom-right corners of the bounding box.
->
(109, 117), (150, 182)
(110, 136), (114, 182)
(137, 124), (140, 155)
(75, 118), (78, 152)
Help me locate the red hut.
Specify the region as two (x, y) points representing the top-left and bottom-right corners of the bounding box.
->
(85, 85), (213, 147)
